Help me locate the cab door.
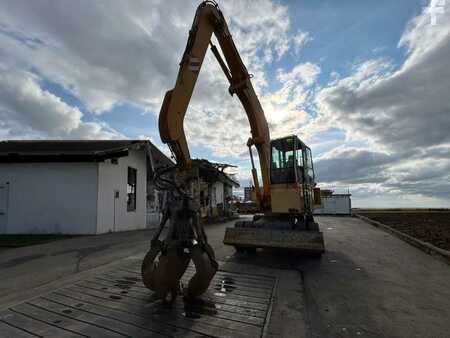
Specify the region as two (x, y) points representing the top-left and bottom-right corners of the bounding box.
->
(301, 147), (316, 214)
(269, 137), (304, 214)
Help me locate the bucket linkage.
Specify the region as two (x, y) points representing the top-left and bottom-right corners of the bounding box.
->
(141, 166), (218, 305)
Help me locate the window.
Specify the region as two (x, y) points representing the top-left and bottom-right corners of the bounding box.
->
(271, 149), (280, 169)
(270, 137), (298, 184)
(296, 148), (303, 167)
(127, 167), (137, 211)
(304, 148), (315, 182)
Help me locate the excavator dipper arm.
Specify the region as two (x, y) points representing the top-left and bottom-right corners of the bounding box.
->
(159, 1), (271, 209)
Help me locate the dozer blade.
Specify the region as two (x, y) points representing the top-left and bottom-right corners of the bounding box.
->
(223, 227), (325, 254)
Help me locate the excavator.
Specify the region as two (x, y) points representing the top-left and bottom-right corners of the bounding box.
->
(141, 1), (324, 304)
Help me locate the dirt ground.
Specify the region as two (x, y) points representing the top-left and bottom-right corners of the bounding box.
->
(357, 212), (450, 250)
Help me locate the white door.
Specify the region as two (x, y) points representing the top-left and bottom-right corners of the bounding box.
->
(0, 184), (8, 233)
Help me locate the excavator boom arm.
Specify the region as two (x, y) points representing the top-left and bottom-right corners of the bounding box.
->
(159, 1), (271, 209)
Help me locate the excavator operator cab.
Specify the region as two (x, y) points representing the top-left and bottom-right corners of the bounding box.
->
(270, 135), (315, 186)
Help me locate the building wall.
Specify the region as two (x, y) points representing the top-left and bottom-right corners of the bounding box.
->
(146, 188), (163, 228)
(314, 195), (352, 215)
(97, 149), (147, 233)
(209, 181), (224, 217)
(244, 187), (252, 201)
(0, 163), (98, 234)
(212, 181), (224, 207)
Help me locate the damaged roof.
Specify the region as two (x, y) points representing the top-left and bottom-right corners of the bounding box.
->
(0, 140), (172, 166)
(194, 159), (240, 187)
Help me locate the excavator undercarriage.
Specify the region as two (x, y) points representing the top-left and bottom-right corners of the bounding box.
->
(224, 214), (325, 254)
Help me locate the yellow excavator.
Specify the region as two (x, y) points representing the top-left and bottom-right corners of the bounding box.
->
(159, 0), (324, 254)
(142, 0), (323, 304)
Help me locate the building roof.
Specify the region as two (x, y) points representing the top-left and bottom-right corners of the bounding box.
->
(194, 159), (240, 188)
(0, 140), (239, 187)
(0, 140), (173, 166)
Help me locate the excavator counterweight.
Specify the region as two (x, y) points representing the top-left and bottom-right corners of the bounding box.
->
(224, 227), (325, 253)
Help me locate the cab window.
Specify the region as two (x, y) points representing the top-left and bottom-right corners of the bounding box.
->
(270, 137), (298, 184)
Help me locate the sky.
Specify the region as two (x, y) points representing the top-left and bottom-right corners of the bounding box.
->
(0, 0), (449, 207)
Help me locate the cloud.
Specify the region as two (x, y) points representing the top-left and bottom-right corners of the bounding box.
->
(0, 0), (199, 113)
(258, 62), (320, 139)
(178, 1), (315, 158)
(0, 70), (123, 139)
(221, 0), (292, 66)
(311, 2), (450, 203)
(315, 146), (450, 206)
(292, 30), (312, 54)
(315, 147), (393, 183)
(277, 62), (320, 87)
(0, 0), (308, 155)
(184, 60), (321, 157)
(314, 5), (450, 150)
(0, 0), (448, 206)
(0, 0), (302, 113)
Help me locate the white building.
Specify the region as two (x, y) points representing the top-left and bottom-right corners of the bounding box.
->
(0, 140), (172, 234)
(314, 190), (352, 215)
(195, 160), (240, 220)
(243, 187), (252, 202)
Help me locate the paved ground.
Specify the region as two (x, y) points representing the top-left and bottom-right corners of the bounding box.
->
(1, 216), (450, 337)
(0, 219), (304, 338)
(301, 217), (450, 338)
(205, 216), (450, 338)
(0, 229), (156, 307)
(0, 258), (283, 338)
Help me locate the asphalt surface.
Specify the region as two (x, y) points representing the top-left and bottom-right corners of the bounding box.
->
(1, 216), (450, 337)
(205, 216), (450, 338)
(0, 229), (155, 306)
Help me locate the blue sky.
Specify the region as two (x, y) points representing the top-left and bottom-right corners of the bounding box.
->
(0, 0), (449, 207)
